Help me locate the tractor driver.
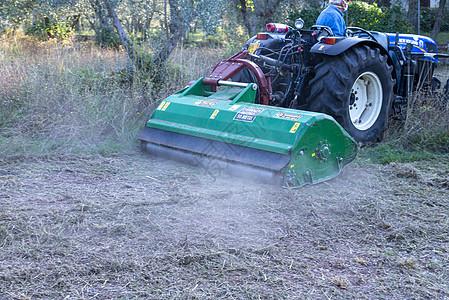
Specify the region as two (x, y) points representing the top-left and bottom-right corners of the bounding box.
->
(316, 0), (348, 37)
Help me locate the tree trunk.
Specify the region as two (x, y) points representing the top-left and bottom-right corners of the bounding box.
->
(103, 0), (136, 63)
(239, 0), (254, 36)
(90, 0), (114, 45)
(164, 0), (169, 42)
(238, 0), (284, 37)
(431, 0), (446, 40)
(70, 14), (81, 30)
(153, 0), (185, 67)
(257, 0), (282, 28)
(407, 0), (419, 33)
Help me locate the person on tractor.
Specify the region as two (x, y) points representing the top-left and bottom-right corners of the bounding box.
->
(316, 0), (348, 37)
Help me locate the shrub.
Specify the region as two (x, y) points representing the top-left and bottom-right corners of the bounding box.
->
(374, 91), (449, 163)
(95, 26), (121, 49)
(347, 2), (412, 33)
(26, 15), (73, 41)
(379, 5), (412, 33)
(289, 2), (412, 33)
(287, 8), (322, 29)
(347, 1), (384, 30)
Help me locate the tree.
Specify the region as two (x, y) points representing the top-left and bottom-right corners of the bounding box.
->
(235, 0), (284, 37)
(102, 0), (198, 85)
(431, 0), (447, 40)
(153, 0), (186, 67)
(407, 0), (419, 33)
(0, 0), (37, 30)
(104, 0), (136, 60)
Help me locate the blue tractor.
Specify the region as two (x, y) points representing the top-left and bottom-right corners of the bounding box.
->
(228, 21), (449, 143)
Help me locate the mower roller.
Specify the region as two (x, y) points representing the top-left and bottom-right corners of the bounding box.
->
(138, 77), (357, 187)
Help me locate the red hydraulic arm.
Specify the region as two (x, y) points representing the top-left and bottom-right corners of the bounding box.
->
(202, 51), (272, 105)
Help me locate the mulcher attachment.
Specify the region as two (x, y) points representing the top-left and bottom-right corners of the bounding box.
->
(138, 78), (357, 187)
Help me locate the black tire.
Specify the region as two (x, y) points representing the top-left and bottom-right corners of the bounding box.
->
(306, 45), (394, 143)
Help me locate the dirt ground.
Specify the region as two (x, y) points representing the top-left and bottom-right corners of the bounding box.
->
(0, 150), (448, 299)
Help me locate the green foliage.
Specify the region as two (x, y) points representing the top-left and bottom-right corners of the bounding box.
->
(290, 2), (412, 33)
(95, 26), (121, 49)
(420, 8), (435, 33)
(381, 5), (412, 33)
(0, 0), (37, 29)
(287, 8), (322, 29)
(194, 0), (225, 36)
(176, 0), (224, 36)
(347, 1), (384, 30)
(219, 26), (251, 55)
(27, 16), (73, 41)
(421, 8), (449, 32)
(347, 2), (411, 33)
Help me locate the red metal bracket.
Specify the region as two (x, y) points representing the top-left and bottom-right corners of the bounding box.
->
(203, 51), (271, 105)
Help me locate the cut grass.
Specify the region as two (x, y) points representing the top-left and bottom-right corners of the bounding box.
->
(0, 152), (448, 298)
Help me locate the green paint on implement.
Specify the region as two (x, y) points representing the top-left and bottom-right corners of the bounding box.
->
(138, 78), (357, 187)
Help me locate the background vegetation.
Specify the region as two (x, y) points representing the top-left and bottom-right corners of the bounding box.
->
(289, 2), (412, 33)
(0, 0), (448, 162)
(0, 32), (223, 156)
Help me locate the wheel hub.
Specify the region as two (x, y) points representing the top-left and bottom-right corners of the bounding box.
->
(349, 72), (383, 131)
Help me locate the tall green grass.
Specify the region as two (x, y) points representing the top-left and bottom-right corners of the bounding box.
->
(0, 33), (225, 157)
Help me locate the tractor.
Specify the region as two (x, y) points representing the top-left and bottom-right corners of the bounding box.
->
(138, 20), (448, 187)
(234, 20), (448, 143)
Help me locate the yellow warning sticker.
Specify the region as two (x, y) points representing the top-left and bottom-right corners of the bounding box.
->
(319, 45), (325, 50)
(210, 109), (219, 119)
(161, 101), (170, 111)
(289, 122), (301, 133)
(248, 42), (260, 54)
(157, 101), (166, 110)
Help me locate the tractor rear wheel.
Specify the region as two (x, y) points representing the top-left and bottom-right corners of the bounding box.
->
(306, 45), (394, 143)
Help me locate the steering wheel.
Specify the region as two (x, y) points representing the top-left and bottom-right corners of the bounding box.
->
(285, 29), (299, 41)
(345, 27), (378, 43)
(310, 25), (334, 38)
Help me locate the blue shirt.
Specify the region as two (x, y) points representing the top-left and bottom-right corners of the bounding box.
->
(316, 5), (346, 37)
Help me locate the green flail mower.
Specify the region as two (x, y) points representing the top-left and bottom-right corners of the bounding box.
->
(138, 77), (357, 187)
(139, 15), (449, 187)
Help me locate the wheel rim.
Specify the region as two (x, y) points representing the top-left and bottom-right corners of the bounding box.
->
(349, 71), (383, 131)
